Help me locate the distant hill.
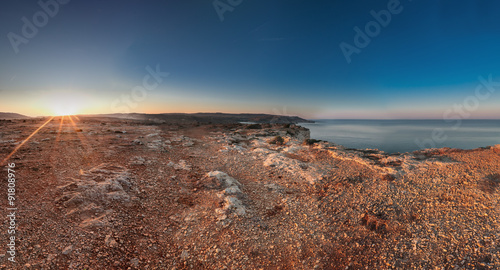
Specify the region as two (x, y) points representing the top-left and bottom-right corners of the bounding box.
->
(0, 112), (30, 119)
(85, 113), (313, 124)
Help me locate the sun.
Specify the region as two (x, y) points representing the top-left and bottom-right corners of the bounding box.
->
(47, 92), (84, 116)
(53, 105), (78, 116)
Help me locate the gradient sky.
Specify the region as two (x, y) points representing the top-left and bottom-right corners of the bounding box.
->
(1, 0), (500, 118)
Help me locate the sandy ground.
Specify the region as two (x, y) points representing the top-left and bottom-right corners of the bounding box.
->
(0, 116), (499, 269)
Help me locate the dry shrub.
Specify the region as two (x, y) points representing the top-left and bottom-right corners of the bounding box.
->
(303, 139), (321, 145)
(361, 212), (389, 233)
(245, 124), (262, 129)
(265, 205), (283, 217)
(176, 196), (195, 207)
(479, 173), (500, 194)
(285, 152), (310, 163)
(381, 174), (395, 181)
(268, 136), (284, 145)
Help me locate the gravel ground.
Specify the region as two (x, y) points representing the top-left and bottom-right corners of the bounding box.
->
(0, 116), (498, 269)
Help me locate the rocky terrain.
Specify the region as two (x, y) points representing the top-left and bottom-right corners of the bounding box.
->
(87, 113), (313, 125)
(0, 113), (30, 120)
(0, 116), (499, 269)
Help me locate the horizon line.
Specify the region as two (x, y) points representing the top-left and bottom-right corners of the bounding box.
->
(2, 111), (500, 121)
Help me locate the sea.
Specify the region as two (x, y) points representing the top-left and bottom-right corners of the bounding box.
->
(298, 120), (500, 154)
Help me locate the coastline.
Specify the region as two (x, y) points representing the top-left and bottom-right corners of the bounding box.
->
(298, 119), (500, 154)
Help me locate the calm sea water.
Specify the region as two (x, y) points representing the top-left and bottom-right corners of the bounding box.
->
(299, 120), (500, 154)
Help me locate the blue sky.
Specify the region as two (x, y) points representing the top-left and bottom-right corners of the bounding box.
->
(1, 0), (500, 118)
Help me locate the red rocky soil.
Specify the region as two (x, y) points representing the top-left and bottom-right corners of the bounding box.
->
(0, 116), (499, 269)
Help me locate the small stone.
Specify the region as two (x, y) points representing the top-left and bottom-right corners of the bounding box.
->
(105, 234), (118, 247)
(62, 245), (73, 255)
(130, 258), (139, 267)
(132, 139), (143, 145)
(47, 254), (56, 262)
(181, 250), (189, 260)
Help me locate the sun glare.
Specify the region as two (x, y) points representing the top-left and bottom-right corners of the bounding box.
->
(46, 92), (85, 116)
(53, 105), (77, 116)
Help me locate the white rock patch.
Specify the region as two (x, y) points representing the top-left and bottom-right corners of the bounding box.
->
(55, 164), (136, 229)
(207, 171), (246, 219)
(168, 160), (192, 171)
(263, 153), (325, 184)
